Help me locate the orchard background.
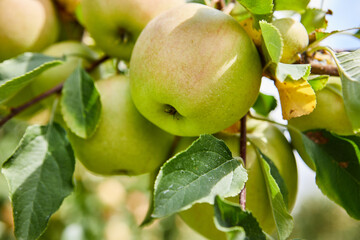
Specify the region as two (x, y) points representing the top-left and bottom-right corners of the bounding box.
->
(0, 0), (359, 240)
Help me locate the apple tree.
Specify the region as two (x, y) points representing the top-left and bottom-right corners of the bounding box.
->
(0, 0), (359, 239)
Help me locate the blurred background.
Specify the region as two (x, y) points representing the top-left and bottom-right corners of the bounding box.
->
(0, 0), (359, 239)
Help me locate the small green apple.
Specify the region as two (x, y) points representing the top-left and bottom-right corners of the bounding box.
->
(130, 4), (262, 136)
(30, 41), (98, 105)
(67, 75), (175, 175)
(289, 77), (354, 170)
(272, 18), (309, 63)
(176, 120), (298, 239)
(81, 0), (184, 60)
(0, 0), (59, 61)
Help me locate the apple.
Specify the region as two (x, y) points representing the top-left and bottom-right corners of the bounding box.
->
(67, 75), (175, 175)
(130, 3), (262, 137)
(272, 18), (309, 63)
(175, 119), (298, 239)
(288, 77), (354, 170)
(30, 41), (99, 105)
(0, 0), (59, 61)
(81, 0), (185, 60)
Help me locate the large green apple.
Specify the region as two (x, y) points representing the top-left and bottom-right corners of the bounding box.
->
(67, 75), (175, 175)
(81, 0), (184, 60)
(288, 77), (354, 170)
(0, 0), (59, 61)
(272, 18), (309, 63)
(175, 120), (298, 239)
(30, 41), (99, 104)
(130, 4), (262, 137)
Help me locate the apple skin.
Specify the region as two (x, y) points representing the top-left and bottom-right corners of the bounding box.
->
(130, 4), (262, 137)
(175, 120), (298, 239)
(67, 75), (175, 176)
(289, 77), (354, 170)
(0, 0), (59, 61)
(272, 18), (309, 63)
(81, 0), (184, 60)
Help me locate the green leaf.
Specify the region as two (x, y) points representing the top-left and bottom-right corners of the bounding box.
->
(253, 145), (294, 240)
(152, 134), (248, 218)
(333, 49), (360, 133)
(2, 123), (75, 240)
(237, 0), (273, 22)
(299, 129), (360, 219)
(252, 93), (277, 116)
(260, 21), (283, 63)
(214, 196), (266, 240)
(274, 0), (310, 13)
(354, 29), (360, 39)
(275, 63), (311, 82)
(308, 75), (329, 91)
(61, 66), (102, 139)
(0, 53), (63, 103)
(301, 8), (328, 33)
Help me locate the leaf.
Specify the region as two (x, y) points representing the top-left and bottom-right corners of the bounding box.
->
(274, 0), (310, 13)
(275, 78), (316, 120)
(301, 8), (329, 33)
(152, 134), (248, 218)
(0, 53), (63, 103)
(275, 63), (311, 82)
(254, 147), (294, 240)
(260, 21), (283, 63)
(237, 0), (273, 22)
(333, 49), (360, 133)
(61, 66), (102, 139)
(2, 123), (75, 240)
(252, 93), (277, 116)
(298, 129), (360, 219)
(214, 196), (266, 240)
(354, 29), (360, 39)
(307, 75), (329, 91)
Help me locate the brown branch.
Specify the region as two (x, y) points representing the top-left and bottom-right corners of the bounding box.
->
(239, 114), (247, 210)
(0, 55), (110, 128)
(310, 62), (339, 76)
(0, 83), (63, 127)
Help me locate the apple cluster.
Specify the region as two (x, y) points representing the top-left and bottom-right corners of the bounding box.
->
(3, 0), (352, 238)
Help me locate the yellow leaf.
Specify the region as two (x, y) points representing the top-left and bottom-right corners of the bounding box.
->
(275, 78), (316, 120)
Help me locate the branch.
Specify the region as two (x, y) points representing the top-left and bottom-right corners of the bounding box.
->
(239, 114), (247, 210)
(0, 55), (110, 128)
(310, 62), (339, 76)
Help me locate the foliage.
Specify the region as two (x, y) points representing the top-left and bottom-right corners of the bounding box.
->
(0, 0), (359, 239)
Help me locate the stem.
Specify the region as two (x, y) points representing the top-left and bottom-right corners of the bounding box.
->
(309, 62), (339, 76)
(166, 136), (181, 160)
(239, 114), (247, 210)
(0, 83), (63, 127)
(0, 55), (110, 128)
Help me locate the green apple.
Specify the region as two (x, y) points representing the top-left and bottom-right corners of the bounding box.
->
(288, 77), (354, 170)
(176, 120), (298, 239)
(0, 0), (59, 61)
(130, 4), (262, 137)
(81, 0), (185, 60)
(272, 18), (309, 63)
(30, 41), (99, 105)
(67, 75), (175, 175)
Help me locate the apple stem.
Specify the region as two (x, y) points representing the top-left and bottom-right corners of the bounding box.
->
(0, 55), (110, 128)
(239, 114), (247, 210)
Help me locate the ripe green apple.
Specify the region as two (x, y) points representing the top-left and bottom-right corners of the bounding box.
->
(272, 18), (309, 63)
(288, 77), (354, 170)
(130, 4), (262, 136)
(81, 0), (184, 60)
(175, 120), (298, 239)
(0, 0), (59, 61)
(30, 41), (99, 105)
(67, 75), (175, 175)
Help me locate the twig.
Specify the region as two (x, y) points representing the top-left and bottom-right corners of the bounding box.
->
(0, 55), (110, 127)
(310, 62), (339, 76)
(0, 83), (63, 127)
(239, 114), (247, 210)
